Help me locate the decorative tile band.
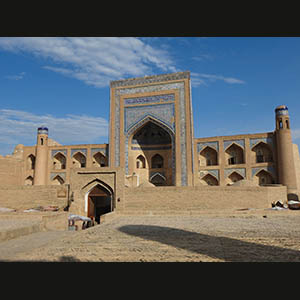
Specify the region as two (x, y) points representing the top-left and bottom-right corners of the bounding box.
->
(197, 141), (219, 152)
(124, 93), (175, 106)
(199, 169), (219, 180)
(224, 139), (245, 150)
(51, 149), (67, 158)
(250, 137), (274, 149)
(124, 103), (175, 134)
(251, 166), (276, 178)
(131, 146), (172, 151)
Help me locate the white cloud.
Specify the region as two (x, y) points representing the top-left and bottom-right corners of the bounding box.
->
(4, 72), (26, 80)
(191, 72), (245, 87)
(0, 37), (176, 88)
(0, 109), (109, 155)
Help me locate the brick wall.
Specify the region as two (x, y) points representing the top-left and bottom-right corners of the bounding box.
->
(0, 157), (23, 185)
(123, 185), (287, 214)
(0, 185), (68, 210)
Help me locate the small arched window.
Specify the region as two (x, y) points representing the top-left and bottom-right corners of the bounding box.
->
(286, 119), (290, 129)
(136, 155), (146, 169)
(151, 154), (163, 169)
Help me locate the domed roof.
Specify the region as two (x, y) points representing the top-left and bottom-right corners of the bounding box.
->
(275, 105), (288, 111)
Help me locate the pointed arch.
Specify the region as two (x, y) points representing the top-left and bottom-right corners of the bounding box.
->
(72, 151), (86, 168)
(136, 154), (146, 169)
(151, 153), (164, 169)
(254, 169), (274, 185)
(25, 176), (33, 185)
(93, 152), (107, 167)
(52, 175), (65, 185)
(53, 152), (66, 169)
(201, 173), (219, 186)
(199, 145), (218, 167)
(226, 171), (244, 185)
(150, 172), (166, 186)
(251, 141), (273, 163)
(225, 143), (244, 165)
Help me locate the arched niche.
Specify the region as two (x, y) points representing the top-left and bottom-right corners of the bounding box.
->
(199, 146), (218, 167)
(200, 173), (219, 186)
(93, 152), (107, 167)
(52, 175), (65, 185)
(254, 169), (274, 185)
(151, 153), (164, 169)
(27, 154), (35, 170)
(251, 142), (273, 164)
(226, 171), (244, 185)
(72, 152), (86, 168)
(150, 172), (166, 186)
(136, 155), (146, 169)
(53, 152), (66, 170)
(225, 143), (244, 165)
(25, 176), (33, 185)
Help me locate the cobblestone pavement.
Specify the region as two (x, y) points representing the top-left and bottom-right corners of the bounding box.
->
(2, 210), (300, 262)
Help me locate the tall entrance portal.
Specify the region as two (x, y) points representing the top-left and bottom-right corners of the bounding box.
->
(87, 184), (112, 224)
(129, 120), (173, 186)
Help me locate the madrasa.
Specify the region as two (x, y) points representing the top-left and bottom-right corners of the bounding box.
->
(1, 71), (299, 220)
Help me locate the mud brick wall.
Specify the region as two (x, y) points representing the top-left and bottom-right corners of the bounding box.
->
(123, 185), (287, 214)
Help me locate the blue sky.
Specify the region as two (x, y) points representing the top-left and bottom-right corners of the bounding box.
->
(0, 37), (300, 156)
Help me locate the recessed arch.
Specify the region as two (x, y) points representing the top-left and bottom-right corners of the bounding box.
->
(251, 141), (273, 163)
(25, 176), (33, 185)
(254, 169), (274, 185)
(52, 174), (65, 185)
(149, 172), (166, 186)
(92, 152), (107, 167)
(83, 181), (114, 224)
(72, 151), (86, 168)
(27, 154), (35, 170)
(201, 173), (219, 186)
(53, 152), (66, 170)
(225, 143), (244, 165)
(136, 154), (146, 169)
(151, 153), (164, 169)
(226, 171), (244, 185)
(199, 146), (218, 167)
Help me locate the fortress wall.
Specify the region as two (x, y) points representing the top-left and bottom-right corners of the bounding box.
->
(293, 144), (300, 193)
(0, 157), (23, 185)
(0, 185), (68, 211)
(123, 185), (287, 214)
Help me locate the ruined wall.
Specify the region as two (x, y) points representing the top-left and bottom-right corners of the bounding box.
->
(123, 185), (287, 214)
(0, 185), (68, 210)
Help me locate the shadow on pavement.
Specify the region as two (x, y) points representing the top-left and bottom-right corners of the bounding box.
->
(118, 224), (300, 262)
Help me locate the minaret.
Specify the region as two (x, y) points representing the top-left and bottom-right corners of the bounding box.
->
(33, 126), (49, 185)
(275, 105), (298, 200)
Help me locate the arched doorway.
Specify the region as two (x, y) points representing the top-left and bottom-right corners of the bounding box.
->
(87, 184), (112, 224)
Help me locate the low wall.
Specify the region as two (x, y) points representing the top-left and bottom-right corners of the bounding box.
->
(123, 185), (287, 214)
(0, 185), (69, 211)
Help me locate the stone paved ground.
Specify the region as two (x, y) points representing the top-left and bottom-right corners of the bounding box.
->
(2, 209), (300, 262)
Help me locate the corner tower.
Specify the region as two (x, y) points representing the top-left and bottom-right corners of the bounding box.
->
(33, 126), (49, 185)
(275, 105), (298, 199)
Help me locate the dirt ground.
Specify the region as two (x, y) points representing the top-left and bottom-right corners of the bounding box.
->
(1, 208), (300, 262)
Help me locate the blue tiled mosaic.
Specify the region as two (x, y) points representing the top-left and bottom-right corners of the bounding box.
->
(250, 137), (274, 149)
(251, 166), (276, 178)
(199, 169), (219, 180)
(51, 149), (67, 158)
(224, 168), (246, 178)
(197, 141), (219, 153)
(124, 93), (175, 105)
(224, 139), (245, 150)
(124, 103), (175, 134)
